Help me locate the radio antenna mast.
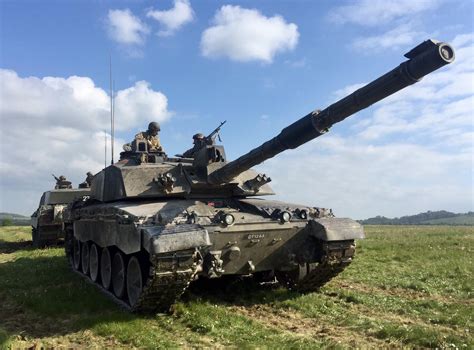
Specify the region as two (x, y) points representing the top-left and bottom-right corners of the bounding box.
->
(112, 78), (116, 164)
(109, 54), (115, 164)
(104, 130), (107, 168)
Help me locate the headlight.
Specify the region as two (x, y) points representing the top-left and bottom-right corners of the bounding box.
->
(280, 211), (291, 223)
(223, 214), (235, 226)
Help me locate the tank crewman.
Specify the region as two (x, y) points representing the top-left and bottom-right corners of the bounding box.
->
(53, 175), (72, 189)
(135, 121), (163, 152)
(79, 172), (94, 188)
(182, 133), (206, 158)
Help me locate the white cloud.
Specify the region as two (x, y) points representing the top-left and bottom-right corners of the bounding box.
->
(115, 81), (170, 127)
(106, 9), (150, 45)
(328, 0), (440, 27)
(146, 0), (194, 36)
(200, 5), (299, 63)
(352, 23), (426, 52)
(260, 139), (471, 219)
(256, 34), (474, 219)
(0, 69), (170, 215)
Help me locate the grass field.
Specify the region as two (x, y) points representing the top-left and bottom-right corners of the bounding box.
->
(0, 225), (472, 348)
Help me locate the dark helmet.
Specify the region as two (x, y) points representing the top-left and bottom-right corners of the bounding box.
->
(148, 121), (161, 132)
(86, 172), (93, 176)
(59, 175), (66, 180)
(193, 133), (204, 140)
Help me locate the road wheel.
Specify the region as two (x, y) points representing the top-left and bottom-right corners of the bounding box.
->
(112, 252), (126, 299)
(73, 238), (81, 270)
(89, 244), (100, 282)
(127, 256), (143, 307)
(81, 242), (90, 275)
(101, 247), (112, 290)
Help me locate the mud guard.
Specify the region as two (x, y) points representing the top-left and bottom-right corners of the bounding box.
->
(308, 218), (365, 241)
(142, 224), (211, 254)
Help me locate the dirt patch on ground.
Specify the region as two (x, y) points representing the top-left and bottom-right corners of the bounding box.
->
(230, 304), (392, 347)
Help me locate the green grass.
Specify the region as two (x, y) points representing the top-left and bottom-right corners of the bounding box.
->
(0, 225), (472, 348)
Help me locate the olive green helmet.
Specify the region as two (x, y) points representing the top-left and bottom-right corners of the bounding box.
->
(148, 122), (161, 132)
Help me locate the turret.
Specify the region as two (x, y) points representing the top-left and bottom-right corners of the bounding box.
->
(91, 39), (454, 201)
(208, 39), (455, 184)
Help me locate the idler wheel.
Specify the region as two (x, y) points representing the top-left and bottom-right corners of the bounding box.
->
(81, 242), (90, 275)
(73, 238), (81, 271)
(100, 247), (112, 290)
(112, 252), (126, 299)
(89, 244), (100, 282)
(32, 228), (47, 248)
(126, 256), (143, 307)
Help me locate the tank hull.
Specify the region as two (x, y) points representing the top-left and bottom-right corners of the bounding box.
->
(31, 189), (90, 247)
(65, 198), (363, 312)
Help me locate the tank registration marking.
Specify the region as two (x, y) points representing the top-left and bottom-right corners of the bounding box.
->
(247, 233), (265, 240)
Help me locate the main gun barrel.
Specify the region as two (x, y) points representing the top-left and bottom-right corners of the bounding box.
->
(209, 40), (455, 185)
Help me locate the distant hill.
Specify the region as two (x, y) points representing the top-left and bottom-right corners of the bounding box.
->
(0, 212), (30, 226)
(359, 211), (474, 226)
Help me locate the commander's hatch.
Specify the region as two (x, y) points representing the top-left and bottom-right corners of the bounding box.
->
(119, 138), (168, 164)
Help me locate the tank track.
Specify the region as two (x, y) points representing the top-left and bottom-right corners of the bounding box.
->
(130, 252), (198, 313)
(277, 240), (356, 292)
(64, 229), (199, 313)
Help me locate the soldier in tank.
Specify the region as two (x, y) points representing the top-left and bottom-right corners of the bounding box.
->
(53, 175), (72, 189)
(79, 172), (94, 188)
(182, 133), (207, 158)
(123, 121), (164, 153)
(135, 121), (163, 152)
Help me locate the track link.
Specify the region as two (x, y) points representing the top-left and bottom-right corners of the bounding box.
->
(131, 252), (199, 313)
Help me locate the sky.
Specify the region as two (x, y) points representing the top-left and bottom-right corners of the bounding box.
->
(0, 0), (473, 219)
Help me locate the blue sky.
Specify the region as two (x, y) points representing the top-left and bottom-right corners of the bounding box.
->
(1, 0), (473, 218)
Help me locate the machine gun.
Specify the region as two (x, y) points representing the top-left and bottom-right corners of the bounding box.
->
(205, 120), (227, 145)
(180, 121), (227, 158)
(52, 174), (72, 189)
(207, 40), (455, 184)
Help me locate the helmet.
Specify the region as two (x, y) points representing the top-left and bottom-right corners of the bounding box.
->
(59, 175), (66, 180)
(148, 122), (161, 132)
(193, 133), (204, 140)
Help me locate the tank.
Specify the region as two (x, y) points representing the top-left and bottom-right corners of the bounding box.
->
(64, 40), (454, 312)
(31, 186), (91, 247)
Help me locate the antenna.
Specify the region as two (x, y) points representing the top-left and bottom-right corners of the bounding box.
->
(109, 54), (115, 164)
(104, 130), (107, 168)
(112, 79), (116, 164)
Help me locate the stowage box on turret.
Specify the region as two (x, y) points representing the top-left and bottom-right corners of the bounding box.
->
(64, 40), (454, 312)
